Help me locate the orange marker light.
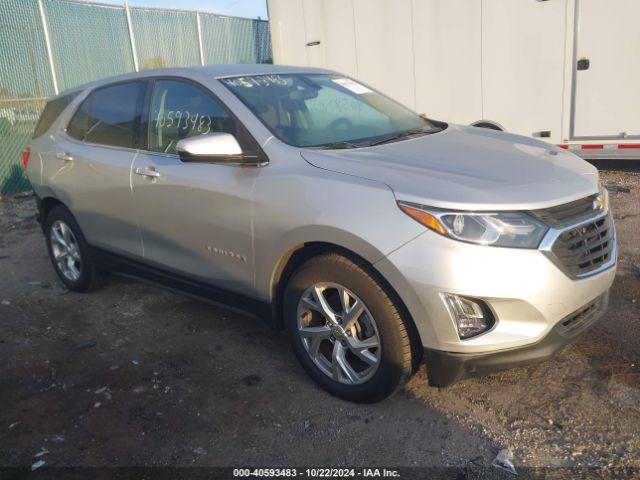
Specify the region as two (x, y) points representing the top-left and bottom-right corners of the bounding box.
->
(398, 203), (448, 236)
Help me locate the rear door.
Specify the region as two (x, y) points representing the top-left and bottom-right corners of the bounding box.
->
(49, 80), (146, 257)
(131, 78), (257, 294)
(572, 0), (640, 138)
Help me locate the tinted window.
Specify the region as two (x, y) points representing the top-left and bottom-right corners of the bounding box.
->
(67, 96), (91, 141)
(67, 81), (145, 148)
(148, 80), (235, 154)
(33, 91), (79, 138)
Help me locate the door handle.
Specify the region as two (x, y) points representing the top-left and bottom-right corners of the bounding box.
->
(56, 152), (74, 162)
(134, 167), (160, 178)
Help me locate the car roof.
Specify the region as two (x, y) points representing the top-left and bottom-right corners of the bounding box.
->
(54, 64), (335, 98)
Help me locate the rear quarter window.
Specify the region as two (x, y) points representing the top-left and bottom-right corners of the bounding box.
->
(33, 91), (80, 138)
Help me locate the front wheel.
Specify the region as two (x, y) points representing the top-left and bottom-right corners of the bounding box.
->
(284, 253), (415, 403)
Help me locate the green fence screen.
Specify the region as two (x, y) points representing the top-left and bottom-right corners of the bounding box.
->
(0, 0), (271, 195)
(201, 13), (254, 64)
(45, 1), (136, 91)
(130, 8), (200, 69)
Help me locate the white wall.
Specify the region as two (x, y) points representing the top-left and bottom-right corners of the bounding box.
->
(351, 0), (416, 109)
(572, 0), (640, 137)
(268, 0), (307, 67)
(481, 0), (567, 141)
(267, 0), (574, 143)
(317, 0), (358, 77)
(412, 0), (482, 124)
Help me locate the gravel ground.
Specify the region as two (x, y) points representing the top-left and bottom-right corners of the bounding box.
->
(0, 167), (639, 478)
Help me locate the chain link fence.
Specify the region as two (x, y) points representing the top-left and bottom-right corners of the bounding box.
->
(0, 0), (272, 196)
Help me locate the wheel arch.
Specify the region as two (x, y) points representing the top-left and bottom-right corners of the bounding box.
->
(269, 240), (424, 369)
(37, 196), (66, 229)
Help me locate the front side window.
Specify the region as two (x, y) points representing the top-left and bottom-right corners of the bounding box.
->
(148, 80), (235, 154)
(221, 74), (439, 148)
(66, 81), (145, 148)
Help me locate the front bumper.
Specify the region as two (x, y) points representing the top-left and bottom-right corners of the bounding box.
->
(424, 291), (608, 387)
(375, 227), (616, 353)
(374, 211), (616, 388)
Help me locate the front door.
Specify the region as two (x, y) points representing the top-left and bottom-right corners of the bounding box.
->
(131, 79), (257, 294)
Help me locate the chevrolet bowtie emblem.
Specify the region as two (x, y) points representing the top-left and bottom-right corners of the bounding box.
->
(593, 194), (605, 211)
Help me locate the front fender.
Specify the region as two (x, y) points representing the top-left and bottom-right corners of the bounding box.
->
(252, 162), (425, 301)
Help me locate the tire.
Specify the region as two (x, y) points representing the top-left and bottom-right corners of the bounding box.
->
(284, 253), (414, 403)
(44, 205), (104, 292)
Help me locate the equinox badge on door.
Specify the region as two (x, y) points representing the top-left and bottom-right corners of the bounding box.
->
(206, 245), (247, 262)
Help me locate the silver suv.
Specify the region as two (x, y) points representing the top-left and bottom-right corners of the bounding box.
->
(25, 65), (616, 403)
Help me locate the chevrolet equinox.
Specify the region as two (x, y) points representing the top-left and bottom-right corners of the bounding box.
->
(24, 65), (616, 403)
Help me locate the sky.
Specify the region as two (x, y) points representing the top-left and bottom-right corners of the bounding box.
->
(81, 0), (269, 19)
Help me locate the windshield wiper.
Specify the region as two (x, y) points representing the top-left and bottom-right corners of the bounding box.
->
(366, 126), (441, 147)
(311, 141), (362, 150)
(308, 125), (442, 150)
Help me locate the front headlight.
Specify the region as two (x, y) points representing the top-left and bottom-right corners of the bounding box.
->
(398, 202), (549, 248)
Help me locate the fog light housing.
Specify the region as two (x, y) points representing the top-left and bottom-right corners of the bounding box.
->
(441, 293), (493, 339)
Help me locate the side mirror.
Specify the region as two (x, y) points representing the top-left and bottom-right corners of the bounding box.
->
(176, 132), (246, 164)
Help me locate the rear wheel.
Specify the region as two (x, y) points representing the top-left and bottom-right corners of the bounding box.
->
(284, 253), (414, 403)
(45, 206), (104, 292)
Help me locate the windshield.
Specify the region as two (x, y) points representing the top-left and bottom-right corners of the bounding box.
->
(221, 73), (439, 148)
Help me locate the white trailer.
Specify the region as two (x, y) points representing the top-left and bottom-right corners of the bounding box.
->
(267, 0), (640, 160)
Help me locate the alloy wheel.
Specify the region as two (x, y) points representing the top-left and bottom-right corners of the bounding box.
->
(296, 282), (381, 385)
(50, 220), (82, 282)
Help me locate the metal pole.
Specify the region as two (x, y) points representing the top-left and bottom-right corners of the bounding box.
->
(125, 2), (140, 71)
(196, 12), (205, 66)
(38, 0), (59, 95)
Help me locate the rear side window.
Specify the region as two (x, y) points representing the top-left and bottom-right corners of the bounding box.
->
(33, 91), (79, 138)
(66, 81), (145, 148)
(67, 96), (91, 141)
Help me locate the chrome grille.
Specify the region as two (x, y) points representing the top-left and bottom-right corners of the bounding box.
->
(530, 194), (600, 228)
(551, 214), (614, 277)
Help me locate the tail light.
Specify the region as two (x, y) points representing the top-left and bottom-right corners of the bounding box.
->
(21, 147), (31, 168)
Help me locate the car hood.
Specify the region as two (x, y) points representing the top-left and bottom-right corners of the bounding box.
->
(300, 124), (599, 210)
